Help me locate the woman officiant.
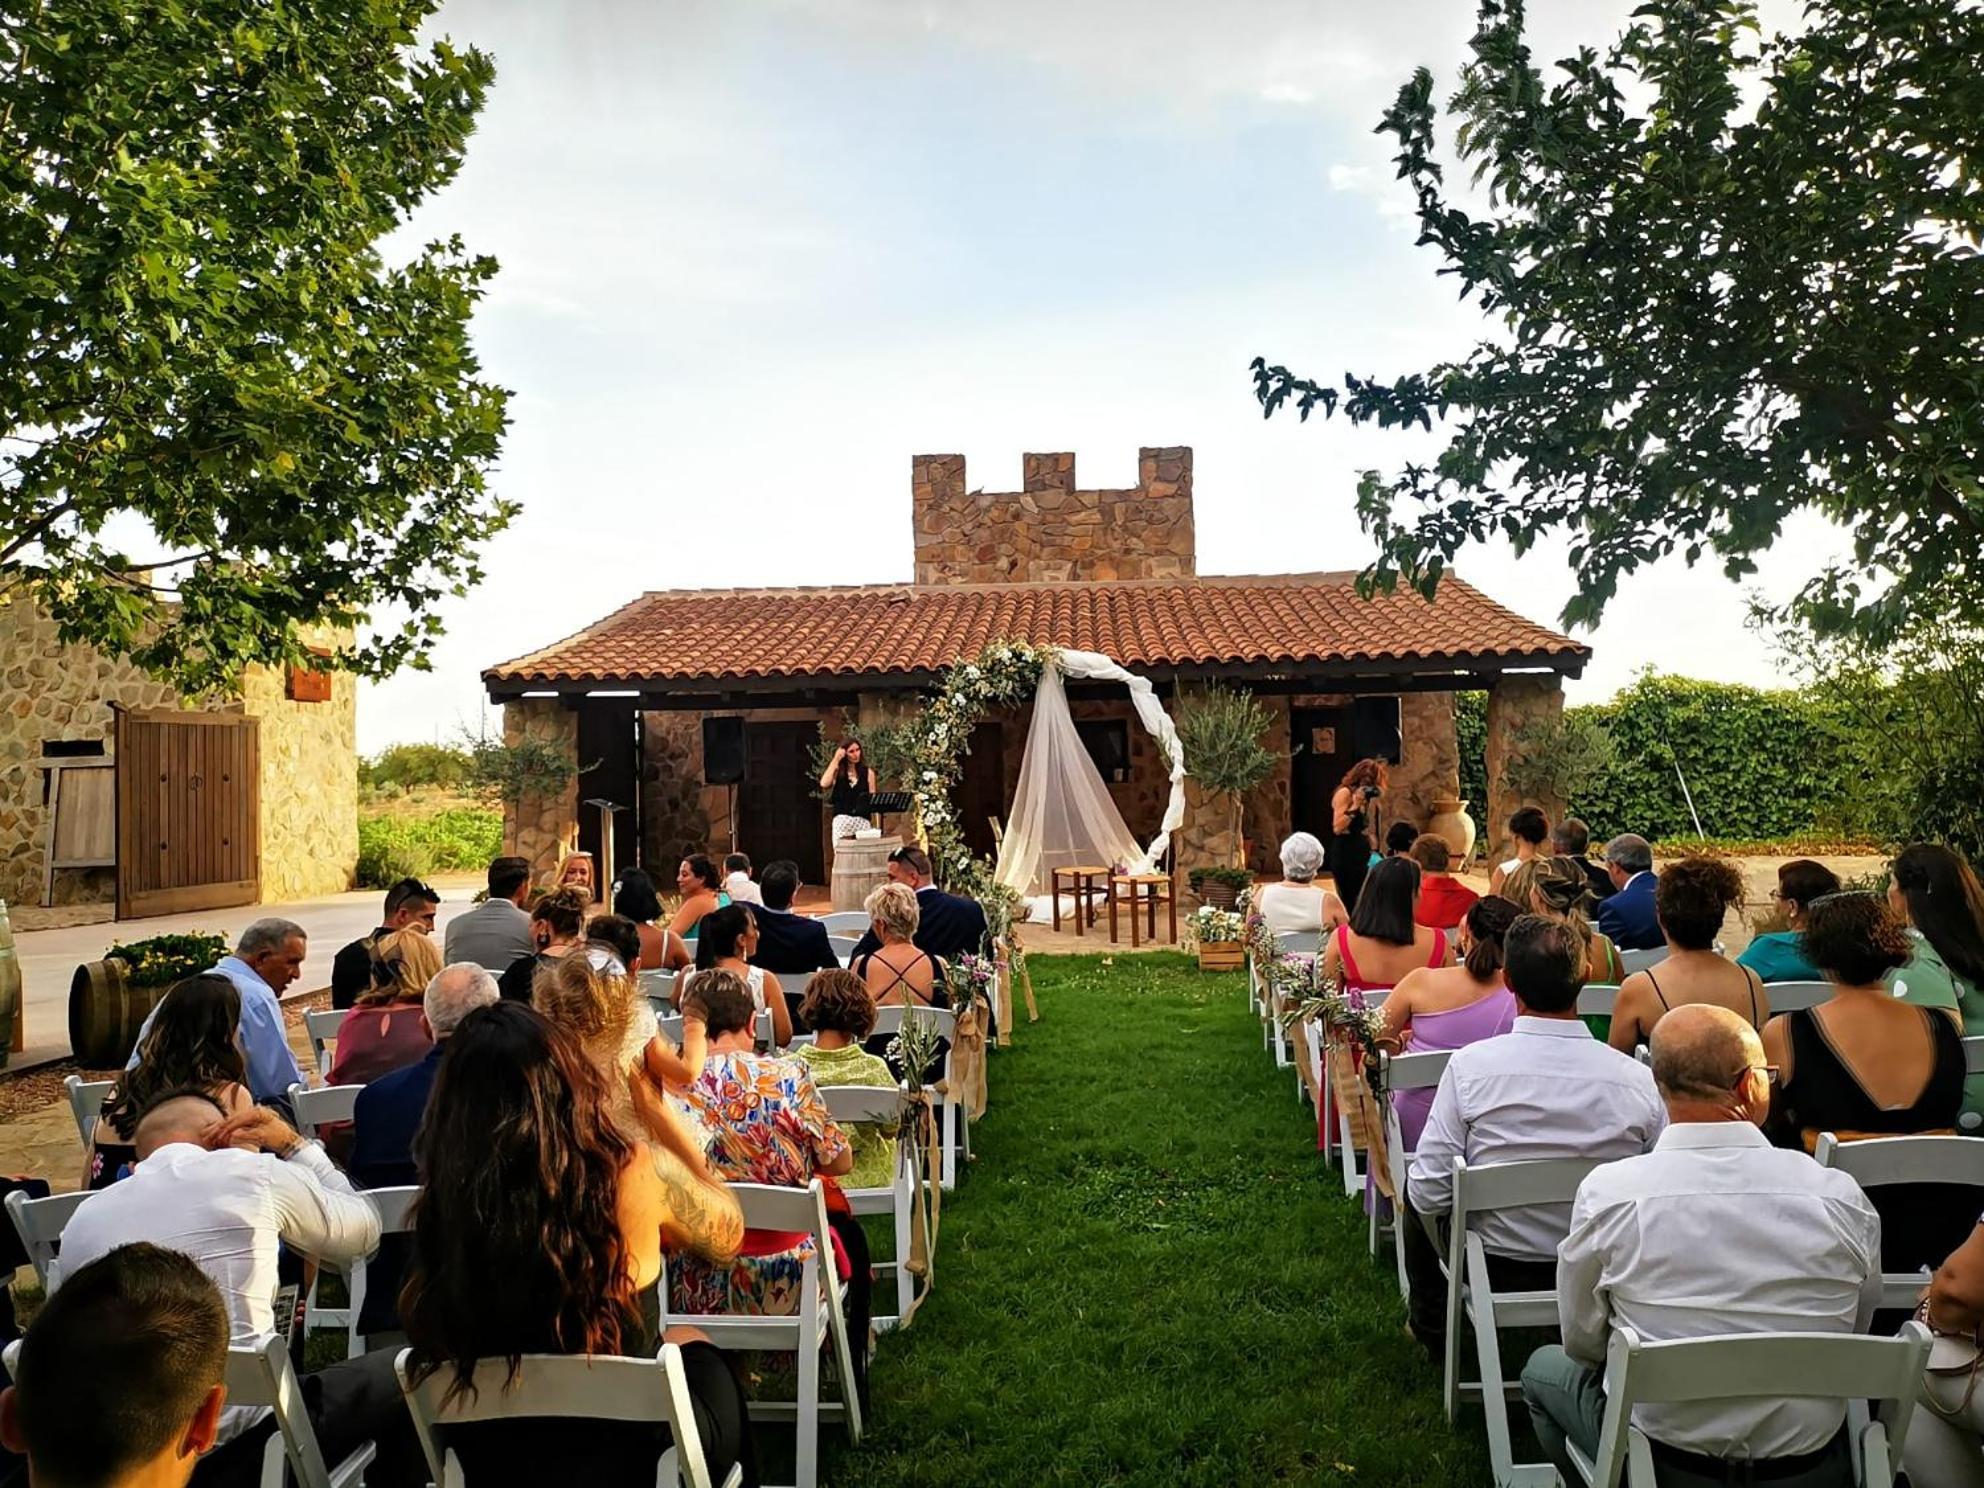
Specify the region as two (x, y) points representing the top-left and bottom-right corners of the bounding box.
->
(820, 737), (875, 841)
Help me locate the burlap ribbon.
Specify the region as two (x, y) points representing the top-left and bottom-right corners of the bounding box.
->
(942, 995), (989, 1122)
(1326, 1030), (1392, 1200)
(898, 1089), (944, 1327)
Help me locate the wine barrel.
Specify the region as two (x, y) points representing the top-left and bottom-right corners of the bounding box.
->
(69, 958), (158, 1069)
(830, 833), (900, 913)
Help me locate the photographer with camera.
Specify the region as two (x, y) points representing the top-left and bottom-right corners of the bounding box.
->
(1329, 758), (1389, 913)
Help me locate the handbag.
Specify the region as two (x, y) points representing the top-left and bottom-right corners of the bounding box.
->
(1916, 1296), (1984, 1417)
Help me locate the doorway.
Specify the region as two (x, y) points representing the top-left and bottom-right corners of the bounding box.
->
(953, 721), (1006, 861)
(739, 722), (825, 884)
(1290, 705), (1354, 848)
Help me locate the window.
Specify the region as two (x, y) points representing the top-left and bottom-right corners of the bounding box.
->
(1076, 720), (1131, 785)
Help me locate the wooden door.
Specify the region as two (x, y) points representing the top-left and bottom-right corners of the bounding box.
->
(954, 721), (1006, 861)
(1290, 705), (1354, 846)
(115, 710), (261, 919)
(740, 722), (825, 884)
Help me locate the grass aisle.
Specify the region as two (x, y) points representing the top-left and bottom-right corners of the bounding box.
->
(824, 952), (1492, 1486)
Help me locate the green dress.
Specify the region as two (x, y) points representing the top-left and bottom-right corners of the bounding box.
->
(793, 1042), (899, 1190)
(1888, 932), (1984, 1126)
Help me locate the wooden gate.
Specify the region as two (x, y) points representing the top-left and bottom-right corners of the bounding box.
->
(115, 709), (261, 920)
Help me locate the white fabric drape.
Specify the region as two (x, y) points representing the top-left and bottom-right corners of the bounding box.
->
(994, 650), (1188, 896)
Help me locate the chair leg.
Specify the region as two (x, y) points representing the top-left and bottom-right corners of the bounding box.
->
(796, 1295), (821, 1488)
(1442, 1255), (1464, 1423)
(941, 1097), (958, 1191)
(894, 1192), (914, 1325)
(1470, 1287), (1517, 1487)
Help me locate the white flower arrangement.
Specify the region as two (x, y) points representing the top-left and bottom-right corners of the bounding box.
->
(1187, 904), (1244, 947)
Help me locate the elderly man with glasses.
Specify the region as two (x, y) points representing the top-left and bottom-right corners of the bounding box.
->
(1520, 1003), (1882, 1488)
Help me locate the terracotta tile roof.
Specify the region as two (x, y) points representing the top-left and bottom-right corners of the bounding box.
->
(483, 573), (1588, 690)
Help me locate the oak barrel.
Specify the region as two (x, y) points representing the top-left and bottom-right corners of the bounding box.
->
(830, 833), (900, 913)
(69, 958), (158, 1068)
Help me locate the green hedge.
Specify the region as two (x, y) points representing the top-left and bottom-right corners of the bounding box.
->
(355, 808), (502, 888)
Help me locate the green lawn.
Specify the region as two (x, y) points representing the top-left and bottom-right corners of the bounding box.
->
(820, 952), (1495, 1487)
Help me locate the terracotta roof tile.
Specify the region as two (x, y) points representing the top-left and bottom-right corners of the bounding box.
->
(483, 573), (1587, 689)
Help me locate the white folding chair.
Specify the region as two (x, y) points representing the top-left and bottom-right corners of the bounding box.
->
(1617, 946), (1669, 976)
(1266, 931), (1322, 1071)
(657, 1013), (686, 1046)
(1575, 984), (1623, 1018)
(345, 1185), (418, 1359)
(395, 1345), (737, 1488)
(827, 936), (862, 966)
(1441, 1155), (1605, 1487)
(4, 1188), (91, 1287)
(1814, 1131), (1984, 1309)
(231, 1334), (377, 1488)
(1379, 1049), (1452, 1296)
(823, 1083), (917, 1330)
(1325, 989), (1390, 1198)
(756, 1007), (776, 1050)
(63, 1075), (115, 1147)
(1964, 1035), (1984, 1076)
(663, 1180), (863, 1488)
(872, 1004), (964, 1188)
(1758, 980), (1832, 1014)
(640, 968), (678, 1009)
(288, 1081), (363, 1143)
(303, 1009), (346, 1079)
(1564, 1322), (1931, 1488)
(819, 911), (871, 936)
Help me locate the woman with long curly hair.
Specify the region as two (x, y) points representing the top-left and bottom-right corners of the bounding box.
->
(400, 1001), (752, 1483)
(86, 973), (255, 1190)
(1607, 857), (1764, 1053)
(1328, 757), (1388, 912)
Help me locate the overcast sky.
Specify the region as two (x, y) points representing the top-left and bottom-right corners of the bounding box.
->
(359, 0), (1833, 754)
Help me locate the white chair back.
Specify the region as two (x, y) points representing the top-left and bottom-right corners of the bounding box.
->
(230, 1335), (377, 1488)
(1576, 983), (1623, 1017)
(828, 935), (863, 965)
(1573, 1323), (1930, 1488)
(1814, 1131), (1984, 1309)
(639, 968), (677, 1006)
(5, 1188), (91, 1286)
(346, 1186), (419, 1358)
(64, 1075), (115, 1147)
(394, 1346), (730, 1488)
(1966, 1035), (1984, 1076)
(820, 911), (871, 936)
(822, 1078), (914, 1327)
(1379, 1050), (1453, 1297)
(1273, 929), (1324, 957)
(867, 1003), (961, 1185)
(657, 1013), (685, 1046)
(1617, 945), (1669, 976)
(1760, 980), (1831, 1014)
(288, 1081), (363, 1142)
(304, 1009), (346, 1078)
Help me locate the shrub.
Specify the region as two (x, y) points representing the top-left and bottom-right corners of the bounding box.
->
(358, 743), (473, 792)
(354, 808), (501, 887)
(103, 932), (229, 987)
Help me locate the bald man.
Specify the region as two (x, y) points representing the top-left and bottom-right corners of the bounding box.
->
(1520, 1005), (1881, 1488)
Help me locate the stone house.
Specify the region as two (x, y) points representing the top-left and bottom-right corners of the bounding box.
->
(0, 597), (357, 915)
(483, 448), (1588, 888)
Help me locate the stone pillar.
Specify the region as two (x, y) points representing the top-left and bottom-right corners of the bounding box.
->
(1178, 777), (1244, 907)
(638, 712), (712, 867)
(502, 698), (580, 882)
(1242, 696), (1293, 876)
(1483, 674), (1565, 865)
(1387, 691), (1460, 842)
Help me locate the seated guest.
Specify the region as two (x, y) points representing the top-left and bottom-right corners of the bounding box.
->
(1321, 858), (1451, 997)
(1737, 858), (1841, 984)
(1489, 805), (1550, 897)
(665, 854), (727, 941)
(723, 853), (762, 906)
(400, 1002), (753, 1487)
(328, 927), (442, 1086)
(331, 876), (439, 1010)
(1404, 916), (1664, 1352)
(1552, 816), (1615, 904)
(1888, 842), (1984, 1045)
(1383, 820), (1420, 859)
(585, 912), (647, 975)
(852, 883), (946, 1010)
(791, 970), (899, 1191)
(498, 885), (590, 1002)
(442, 856), (535, 972)
(749, 860), (842, 978)
(351, 962), (500, 1189)
(848, 845), (988, 965)
(1608, 856), (1766, 1053)
(1510, 855), (1625, 985)
(0, 1243), (230, 1488)
(1765, 890), (1969, 1276)
(1254, 832), (1347, 934)
(56, 1097), (419, 1485)
(1522, 1004), (1880, 1488)
(1904, 1219), (1984, 1486)
(1377, 895), (1520, 1149)
(1410, 833), (1478, 932)
(612, 867), (693, 974)
(125, 919), (307, 1105)
(1596, 834), (1663, 950)
(89, 974), (254, 1190)
(677, 972), (856, 1321)
(680, 904), (794, 1047)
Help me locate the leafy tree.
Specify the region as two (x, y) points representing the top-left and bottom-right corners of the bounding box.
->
(0, 1), (512, 692)
(358, 741), (472, 791)
(1252, 0), (1984, 643)
(1174, 684), (1277, 867)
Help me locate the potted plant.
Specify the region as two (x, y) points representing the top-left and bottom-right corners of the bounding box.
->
(1175, 685), (1278, 869)
(1188, 864), (1254, 910)
(1187, 905), (1246, 972)
(70, 931), (227, 1069)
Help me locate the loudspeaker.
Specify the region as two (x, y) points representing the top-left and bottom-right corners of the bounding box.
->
(702, 717), (745, 785)
(1351, 697), (1402, 764)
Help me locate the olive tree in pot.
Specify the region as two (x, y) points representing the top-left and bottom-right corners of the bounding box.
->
(1175, 684), (1278, 891)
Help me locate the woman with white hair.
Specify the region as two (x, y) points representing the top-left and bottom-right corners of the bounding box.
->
(1255, 832), (1348, 934)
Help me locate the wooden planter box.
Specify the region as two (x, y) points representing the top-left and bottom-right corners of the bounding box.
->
(1197, 941), (1244, 972)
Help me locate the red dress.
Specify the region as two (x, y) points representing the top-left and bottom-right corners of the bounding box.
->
(1321, 924), (1447, 1151)
(1416, 875), (1480, 932)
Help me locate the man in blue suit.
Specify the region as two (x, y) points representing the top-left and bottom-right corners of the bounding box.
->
(847, 845), (990, 965)
(1595, 834), (1662, 951)
(749, 861), (843, 976)
(350, 962), (499, 1190)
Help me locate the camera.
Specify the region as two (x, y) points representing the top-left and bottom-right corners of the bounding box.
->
(1361, 785), (1382, 801)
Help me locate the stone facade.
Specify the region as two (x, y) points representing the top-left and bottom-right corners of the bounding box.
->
(502, 697), (581, 882)
(911, 448), (1196, 585)
(1483, 674), (1567, 864)
(0, 600), (357, 910)
(635, 705), (840, 871)
(1388, 691), (1462, 842)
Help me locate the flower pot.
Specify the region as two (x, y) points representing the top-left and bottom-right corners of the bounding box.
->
(1197, 941), (1244, 972)
(1429, 797), (1478, 865)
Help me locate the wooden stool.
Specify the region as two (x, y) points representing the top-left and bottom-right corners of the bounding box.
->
(1108, 870), (1178, 948)
(1050, 865), (1111, 935)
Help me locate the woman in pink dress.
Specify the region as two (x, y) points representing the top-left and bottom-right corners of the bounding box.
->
(1377, 895), (1521, 1149)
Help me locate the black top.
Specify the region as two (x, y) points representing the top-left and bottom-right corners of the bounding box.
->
(331, 928), (390, 1010)
(497, 951), (557, 1003)
(828, 764), (872, 818)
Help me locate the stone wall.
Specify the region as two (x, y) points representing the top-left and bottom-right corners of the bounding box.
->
(237, 642), (358, 902)
(502, 698), (581, 882)
(1241, 696), (1294, 877)
(1484, 674), (1567, 863)
(638, 706), (840, 872)
(911, 447), (1196, 585)
(1387, 691), (1461, 844)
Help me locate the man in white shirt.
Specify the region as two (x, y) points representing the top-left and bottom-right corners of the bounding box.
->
(723, 852), (762, 906)
(1404, 916), (1666, 1350)
(442, 855), (535, 972)
(1521, 1004), (1879, 1487)
(57, 1096), (420, 1486)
